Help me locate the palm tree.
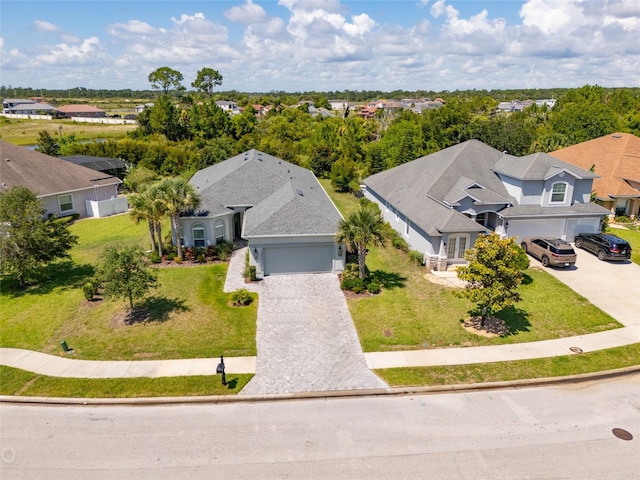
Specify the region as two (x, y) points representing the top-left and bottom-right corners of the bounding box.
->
(335, 205), (387, 280)
(156, 177), (201, 261)
(129, 188), (158, 255)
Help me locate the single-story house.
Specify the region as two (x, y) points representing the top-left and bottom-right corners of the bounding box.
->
(57, 104), (106, 118)
(362, 139), (609, 271)
(549, 133), (640, 219)
(182, 149), (345, 278)
(8, 102), (61, 116)
(0, 141), (127, 218)
(2, 98), (35, 113)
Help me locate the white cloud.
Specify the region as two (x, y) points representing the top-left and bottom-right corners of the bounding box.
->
(224, 0), (267, 24)
(35, 37), (105, 66)
(33, 20), (59, 32)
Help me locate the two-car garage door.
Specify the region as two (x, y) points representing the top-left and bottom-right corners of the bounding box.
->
(263, 244), (333, 275)
(508, 217), (602, 242)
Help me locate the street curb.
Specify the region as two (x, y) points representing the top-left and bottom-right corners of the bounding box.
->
(2, 364), (639, 406)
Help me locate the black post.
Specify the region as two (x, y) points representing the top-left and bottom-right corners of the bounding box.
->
(217, 355), (226, 386)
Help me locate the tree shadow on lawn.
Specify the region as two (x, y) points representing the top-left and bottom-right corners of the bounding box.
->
(368, 269), (407, 289)
(126, 296), (189, 325)
(1, 261), (95, 298)
(521, 272), (534, 286)
(498, 306), (531, 335)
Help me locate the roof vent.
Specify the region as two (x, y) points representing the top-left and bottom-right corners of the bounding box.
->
(5, 158), (9, 162)
(612, 134), (622, 138)
(296, 188), (303, 196)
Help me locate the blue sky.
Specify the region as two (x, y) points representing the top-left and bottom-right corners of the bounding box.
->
(1, 0), (639, 92)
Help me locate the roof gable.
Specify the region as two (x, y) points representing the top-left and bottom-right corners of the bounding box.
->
(0, 141), (121, 196)
(493, 152), (597, 181)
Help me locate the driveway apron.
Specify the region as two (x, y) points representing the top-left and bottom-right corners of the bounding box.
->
(225, 249), (388, 395)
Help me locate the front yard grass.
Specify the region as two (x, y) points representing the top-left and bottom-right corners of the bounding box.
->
(321, 184), (622, 352)
(0, 366), (253, 397)
(0, 214), (257, 360)
(606, 225), (640, 265)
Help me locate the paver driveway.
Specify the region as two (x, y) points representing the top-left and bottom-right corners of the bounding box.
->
(527, 246), (640, 327)
(225, 249), (389, 395)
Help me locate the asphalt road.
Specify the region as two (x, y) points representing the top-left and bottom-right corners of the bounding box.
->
(2, 374), (639, 479)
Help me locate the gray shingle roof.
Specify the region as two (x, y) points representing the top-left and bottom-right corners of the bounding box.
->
(499, 202), (611, 218)
(189, 149), (342, 237)
(364, 140), (512, 235)
(493, 152), (598, 181)
(0, 141), (121, 196)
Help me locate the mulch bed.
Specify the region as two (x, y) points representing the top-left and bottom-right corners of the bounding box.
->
(462, 315), (510, 337)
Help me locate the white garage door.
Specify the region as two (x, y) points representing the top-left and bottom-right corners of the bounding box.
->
(564, 217), (601, 242)
(263, 244), (333, 275)
(507, 218), (566, 242)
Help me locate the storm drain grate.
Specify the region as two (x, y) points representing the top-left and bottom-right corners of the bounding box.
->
(612, 428), (633, 441)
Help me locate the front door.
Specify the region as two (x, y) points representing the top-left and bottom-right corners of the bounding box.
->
(447, 235), (469, 260)
(233, 212), (242, 240)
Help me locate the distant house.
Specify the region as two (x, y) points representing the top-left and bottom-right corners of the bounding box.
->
(496, 100), (534, 112)
(216, 100), (240, 114)
(0, 141), (127, 219)
(183, 149), (345, 279)
(549, 133), (640, 218)
(135, 103), (154, 113)
(329, 100), (348, 110)
(57, 104), (106, 118)
(362, 140), (608, 271)
(9, 102), (61, 116)
(2, 98), (35, 113)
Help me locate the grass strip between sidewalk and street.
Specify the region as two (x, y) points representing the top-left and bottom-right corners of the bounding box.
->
(0, 366), (253, 398)
(376, 343), (640, 387)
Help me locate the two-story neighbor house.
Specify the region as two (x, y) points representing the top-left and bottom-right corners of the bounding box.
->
(181, 149), (345, 278)
(362, 140), (609, 271)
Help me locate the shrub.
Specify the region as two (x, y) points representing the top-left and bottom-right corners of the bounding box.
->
(341, 263), (360, 281)
(196, 253), (206, 263)
(392, 236), (409, 252)
(149, 252), (161, 264)
(184, 247), (196, 261)
(365, 280), (381, 294)
(82, 280), (99, 301)
(249, 266), (257, 281)
(408, 250), (425, 266)
(216, 240), (234, 261)
(341, 277), (365, 293)
(173, 256), (182, 264)
(614, 214), (632, 224)
(230, 288), (253, 306)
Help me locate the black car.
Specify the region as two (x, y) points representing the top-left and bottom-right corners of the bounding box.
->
(574, 233), (632, 261)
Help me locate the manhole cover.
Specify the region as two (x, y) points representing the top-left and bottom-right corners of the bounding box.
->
(612, 428), (633, 441)
(383, 329), (393, 337)
(569, 346), (583, 354)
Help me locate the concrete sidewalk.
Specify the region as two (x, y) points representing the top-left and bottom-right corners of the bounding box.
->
(2, 324), (639, 378)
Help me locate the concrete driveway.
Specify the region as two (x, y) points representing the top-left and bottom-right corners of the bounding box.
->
(527, 247), (640, 327)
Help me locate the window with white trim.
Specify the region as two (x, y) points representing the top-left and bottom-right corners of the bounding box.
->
(192, 224), (206, 248)
(58, 194), (74, 213)
(214, 220), (225, 244)
(551, 182), (567, 203)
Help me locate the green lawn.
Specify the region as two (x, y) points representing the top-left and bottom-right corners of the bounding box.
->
(321, 184), (622, 352)
(0, 366), (252, 397)
(377, 343), (640, 387)
(0, 214), (257, 360)
(606, 225), (640, 265)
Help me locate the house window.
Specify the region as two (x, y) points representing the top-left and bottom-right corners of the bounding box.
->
(214, 220), (225, 244)
(58, 194), (74, 213)
(192, 224), (206, 248)
(475, 213), (486, 226)
(551, 182), (567, 203)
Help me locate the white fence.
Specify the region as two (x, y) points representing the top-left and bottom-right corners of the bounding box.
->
(1, 113), (53, 120)
(86, 196), (129, 218)
(71, 117), (137, 125)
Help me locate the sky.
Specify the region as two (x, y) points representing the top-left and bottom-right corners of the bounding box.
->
(1, 0), (639, 93)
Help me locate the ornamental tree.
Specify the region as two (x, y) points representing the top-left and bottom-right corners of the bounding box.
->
(456, 233), (528, 324)
(96, 245), (158, 310)
(0, 186), (77, 287)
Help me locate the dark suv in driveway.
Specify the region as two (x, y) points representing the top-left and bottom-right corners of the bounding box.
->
(521, 238), (577, 267)
(574, 233), (632, 261)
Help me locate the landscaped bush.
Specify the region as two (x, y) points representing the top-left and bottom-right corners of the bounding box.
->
(614, 214), (632, 224)
(196, 253), (206, 263)
(408, 250), (425, 266)
(230, 288), (253, 306)
(392, 236), (409, 252)
(149, 252), (161, 264)
(365, 280), (381, 294)
(341, 277), (365, 293)
(341, 262), (360, 281)
(249, 266), (257, 281)
(216, 240), (234, 261)
(82, 280), (100, 301)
